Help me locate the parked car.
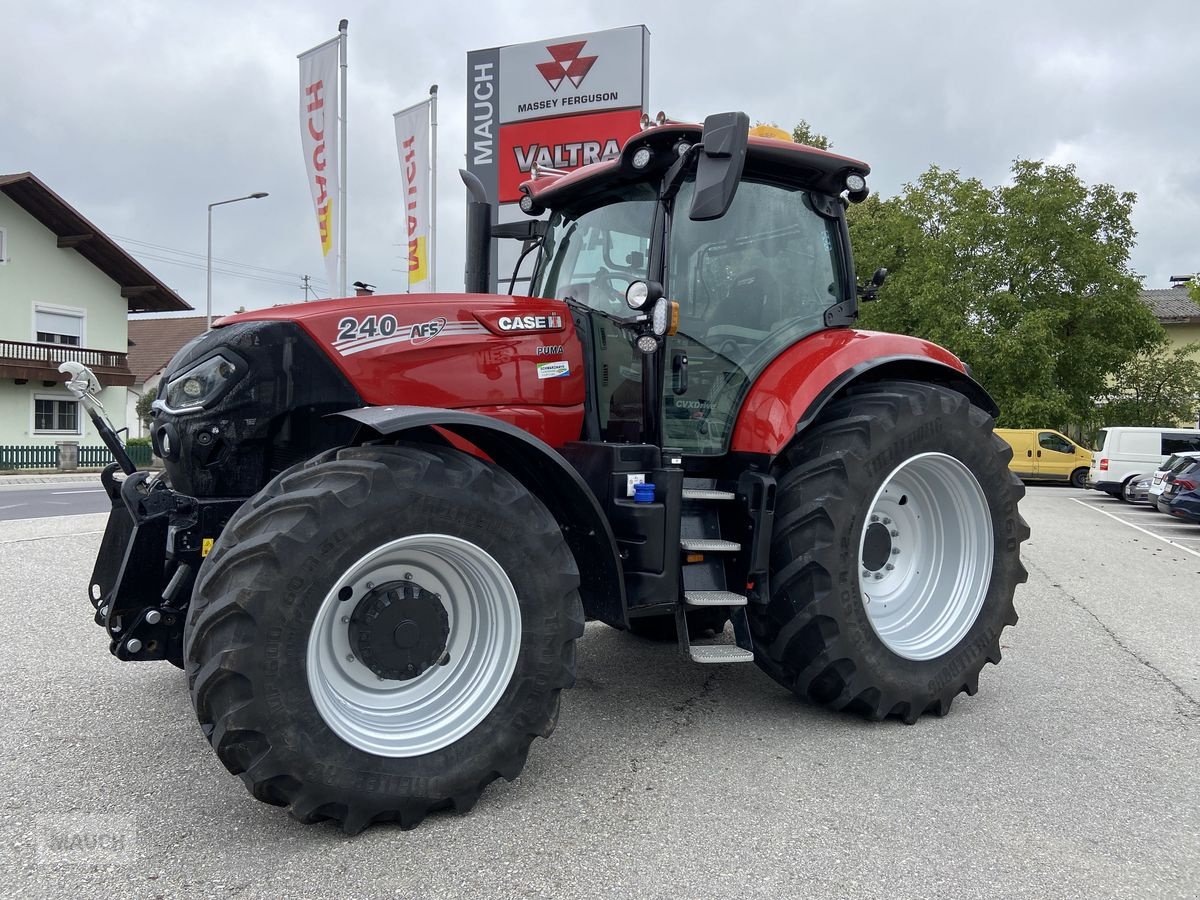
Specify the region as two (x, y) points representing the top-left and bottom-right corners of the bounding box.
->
(1161, 460), (1200, 523)
(1150, 451), (1200, 511)
(994, 429), (1093, 489)
(1087, 427), (1200, 501)
(1125, 473), (1154, 503)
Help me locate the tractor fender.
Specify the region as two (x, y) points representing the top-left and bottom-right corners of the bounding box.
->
(335, 405), (626, 627)
(730, 329), (998, 457)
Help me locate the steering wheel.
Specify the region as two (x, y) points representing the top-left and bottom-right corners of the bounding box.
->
(590, 268), (628, 311)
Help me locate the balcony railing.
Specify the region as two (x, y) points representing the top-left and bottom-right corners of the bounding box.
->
(0, 339), (134, 386)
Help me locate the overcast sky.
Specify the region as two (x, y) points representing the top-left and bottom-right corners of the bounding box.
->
(2, 0), (1196, 318)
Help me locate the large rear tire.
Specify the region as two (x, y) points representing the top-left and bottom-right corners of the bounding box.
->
(749, 381), (1028, 722)
(183, 443), (584, 833)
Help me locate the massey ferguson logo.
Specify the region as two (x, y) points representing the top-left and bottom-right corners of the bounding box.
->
(536, 41), (597, 92)
(497, 314), (565, 332)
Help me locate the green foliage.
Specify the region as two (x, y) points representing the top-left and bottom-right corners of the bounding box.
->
(846, 161), (1162, 429)
(1097, 338), (1200, 427)
(135, 390), (156, 429)
(1189, 278), (1200, 305)
(125, 436), (152, 447)
(791, 120), (832, 150)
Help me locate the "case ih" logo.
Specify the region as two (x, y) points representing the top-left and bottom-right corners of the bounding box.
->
(536, 41), (597, 92)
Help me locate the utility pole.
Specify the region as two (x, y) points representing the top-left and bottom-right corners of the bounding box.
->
(301, 274), (313, 301)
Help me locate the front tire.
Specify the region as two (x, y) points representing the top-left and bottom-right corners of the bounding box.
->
(749, 381), (1028, 722)
(184, 443), (584, 832)
(1070, 467), (1087, 490)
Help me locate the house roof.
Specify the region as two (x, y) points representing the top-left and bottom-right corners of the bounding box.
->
(127, 316), (209, 383)
(1140, 288), (1200, 324)
(0, 172), (190, 313)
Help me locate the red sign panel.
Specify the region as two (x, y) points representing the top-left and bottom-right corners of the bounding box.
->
(497, 108), (644, 203)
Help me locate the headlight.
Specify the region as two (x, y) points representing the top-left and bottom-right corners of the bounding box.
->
(161, 355), (240, 413)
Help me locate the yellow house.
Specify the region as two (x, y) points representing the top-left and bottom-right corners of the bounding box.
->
(1140, 288), (1200, 352)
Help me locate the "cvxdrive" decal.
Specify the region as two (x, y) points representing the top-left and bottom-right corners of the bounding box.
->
(334, 314), (487, 356)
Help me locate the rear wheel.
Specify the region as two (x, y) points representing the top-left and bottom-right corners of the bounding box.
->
(184, 443), (583, 832)
(749, 381), (1028, 722)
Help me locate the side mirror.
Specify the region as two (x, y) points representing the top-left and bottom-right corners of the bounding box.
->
(689, 111), (750, 221)
(858, 267), (888, 301)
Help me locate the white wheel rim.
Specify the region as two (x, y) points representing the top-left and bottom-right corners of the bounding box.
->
(306, 534), (521, 757)
(858, 452), (993, 661)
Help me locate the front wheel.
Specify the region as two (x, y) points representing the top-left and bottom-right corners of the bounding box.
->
(1071, 467), (1087, 490)
(184, 444), (583, 832)
(749, 381), (1028, 722)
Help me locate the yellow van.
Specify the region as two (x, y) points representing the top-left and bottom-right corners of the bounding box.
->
(994, 429), (1093, 489)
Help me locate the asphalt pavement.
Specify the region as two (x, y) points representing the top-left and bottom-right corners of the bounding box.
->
(0, 480), (110, 521)
(0, 485), (1196, 899)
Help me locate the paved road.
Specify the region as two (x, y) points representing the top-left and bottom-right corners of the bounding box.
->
(0, 481), (110, 521)
(0, 486), (1196, 899)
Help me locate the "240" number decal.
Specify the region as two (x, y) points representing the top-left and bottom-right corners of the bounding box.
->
(336, 314), (399, 343)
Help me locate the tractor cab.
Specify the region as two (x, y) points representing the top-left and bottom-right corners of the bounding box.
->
(517, 113), (869, 456)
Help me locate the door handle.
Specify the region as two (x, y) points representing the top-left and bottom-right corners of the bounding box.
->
(672, 351), (688, 396)
(1037, 450), (1042, 457)
(1027, 450), (1032, 457)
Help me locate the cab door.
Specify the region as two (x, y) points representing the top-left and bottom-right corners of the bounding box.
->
(1036, 431), (1077, 480)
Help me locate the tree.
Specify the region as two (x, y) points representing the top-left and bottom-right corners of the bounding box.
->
(791, 119), (832, 150)
(1189, 278), (1200, 305)
(135, 390), (155, 430)
(846, 161), (1163, 428)
(1097, 338), (1200, 427)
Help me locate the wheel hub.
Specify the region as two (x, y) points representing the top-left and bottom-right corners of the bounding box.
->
(858, 452), (994, 661)
(348, 580), (449, 681)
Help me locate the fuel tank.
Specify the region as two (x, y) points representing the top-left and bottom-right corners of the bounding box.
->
(219, 293), (586, 446)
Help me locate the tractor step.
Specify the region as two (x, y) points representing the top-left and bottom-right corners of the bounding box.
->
(685, 590), (747, 607)
(688, 645), (754, 664)
(681, 488), (736, 501)
(680, 538), (740, 552)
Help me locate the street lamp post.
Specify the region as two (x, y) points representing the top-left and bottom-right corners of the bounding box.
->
(206, 192), (269, 328)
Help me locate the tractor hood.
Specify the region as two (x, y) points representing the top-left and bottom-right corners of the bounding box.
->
(215, 293), (585, 413)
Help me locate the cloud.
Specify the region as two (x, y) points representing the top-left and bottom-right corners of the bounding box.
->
(1, 0), (1196, 317)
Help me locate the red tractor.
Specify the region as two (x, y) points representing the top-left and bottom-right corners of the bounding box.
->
(73, 112), (1027, 833)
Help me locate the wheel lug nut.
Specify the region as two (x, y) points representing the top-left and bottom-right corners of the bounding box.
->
(891, 547), (901, 555)
(862, 570), (871, 579)
(341, 615), (350, 624)
(870, 515), (879, 522)
(885, 563), (895, 571)
(346, 653), (355, 663)
(404, 572), (413, 580)
(365, 582), (374, 589)
(882, 517), (891, 525)
(873, 572), (883, 580)
(890, 529), (899, 537)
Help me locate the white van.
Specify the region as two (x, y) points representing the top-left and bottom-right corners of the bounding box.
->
(1088, 427), (1200, 499)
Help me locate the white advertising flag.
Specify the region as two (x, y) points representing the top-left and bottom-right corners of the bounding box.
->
(299, 37), (340, 296)
(394, 100), (432, 291)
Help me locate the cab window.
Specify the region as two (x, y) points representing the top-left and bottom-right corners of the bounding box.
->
(1038, 432), (1074, 454)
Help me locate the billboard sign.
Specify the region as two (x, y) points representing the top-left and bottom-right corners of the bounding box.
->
(467, 25), (649, 291)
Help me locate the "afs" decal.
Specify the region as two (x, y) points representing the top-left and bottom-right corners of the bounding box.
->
(334, 315), (487, 356)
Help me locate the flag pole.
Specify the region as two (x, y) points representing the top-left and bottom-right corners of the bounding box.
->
(429, 84), (438, 293)
(337, 18), (348, 298)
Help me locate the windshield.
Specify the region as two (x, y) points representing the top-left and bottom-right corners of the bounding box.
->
(662, 178), (844, 454)
(531, 185), (656, 312)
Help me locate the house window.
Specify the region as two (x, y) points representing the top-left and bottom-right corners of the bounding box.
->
(34, 306), (84, 347)
(34, 397), (81, 434)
